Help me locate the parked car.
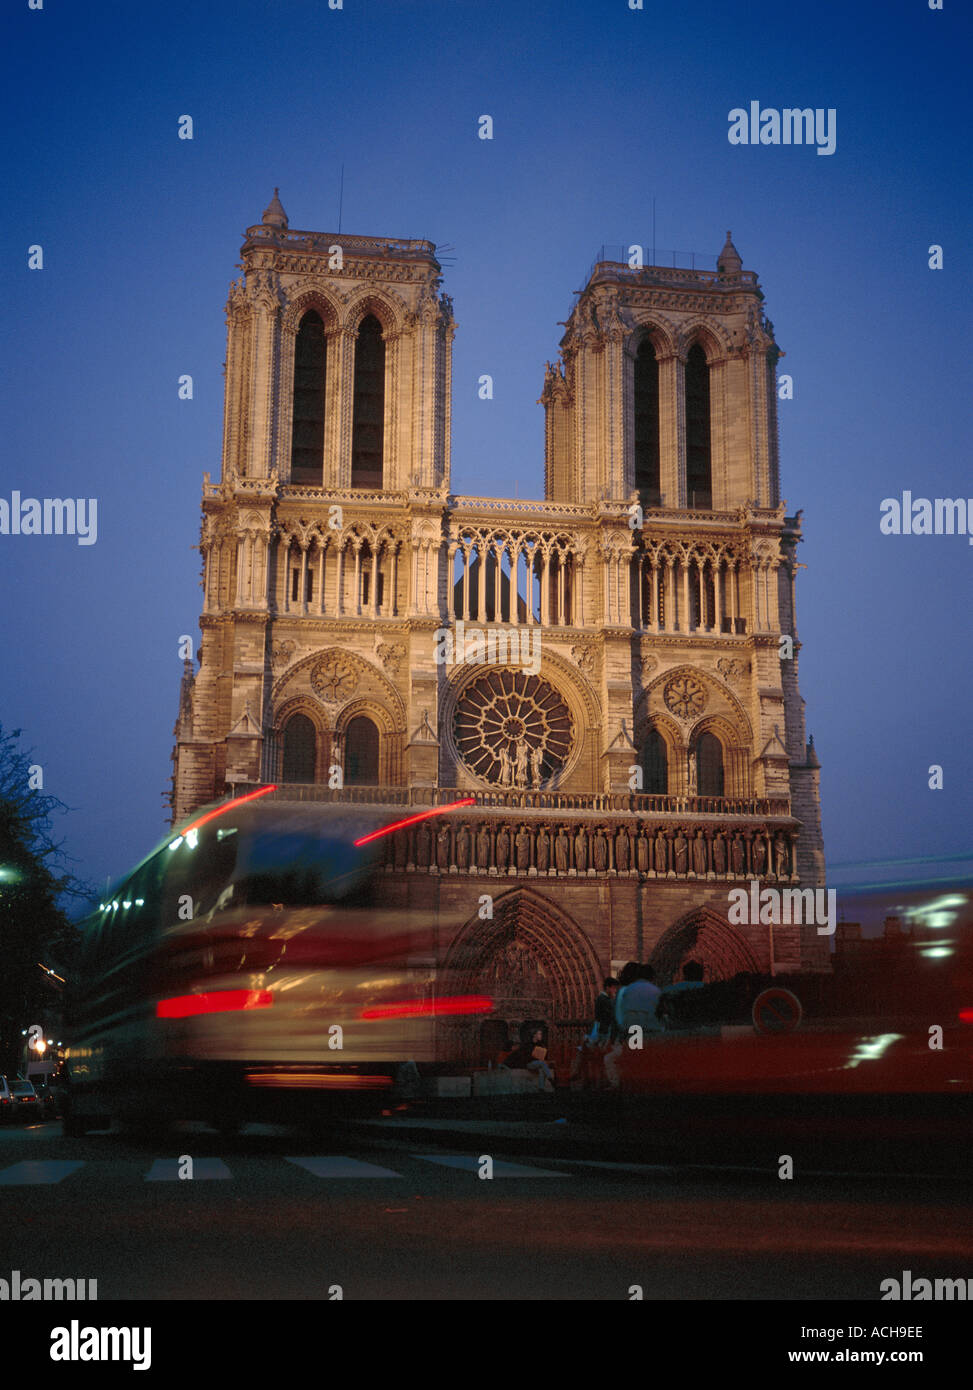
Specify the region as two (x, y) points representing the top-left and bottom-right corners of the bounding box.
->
(30, 1082), (59, 1119)
(5, 1080), (42, 1121)
(0, 1076), (17, 1122)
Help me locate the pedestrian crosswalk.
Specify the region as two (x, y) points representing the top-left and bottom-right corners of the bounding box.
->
(286, 1156), (403, 1179)
(0, 1160), (85, 1186)
(416, 1154), (568, 1177)
(145, 1157), (234, 1182)
(0, 1152), (571, 1186)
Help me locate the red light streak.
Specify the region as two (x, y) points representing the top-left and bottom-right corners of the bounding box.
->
(178, 785), (278, 837)
(353, 798), (476, 847)
(359, 995), (493, 1020)
(960, 1009), (973, 1024)
(156, 990), (274, 1019)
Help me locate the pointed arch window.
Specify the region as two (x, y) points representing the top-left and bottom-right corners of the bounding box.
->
(281, 713), (317, 783)
(696, 731), (724, 798)
(291, 311), (327, 484)
(685, 342), (712, 508)
(642, 728), (668, 795)
(634, 337), (660, 504)
(351, 315), (385, 488)
(345, 715), (379, 785)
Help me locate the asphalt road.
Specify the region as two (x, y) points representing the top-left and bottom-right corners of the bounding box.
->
(1, 1119), (971, 1301)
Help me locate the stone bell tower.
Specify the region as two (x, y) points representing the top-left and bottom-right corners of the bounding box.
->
(539, 234), (825, 894)
(221, 188), (453, 492)
(541, 233), (781, 510)
(170, 191), (456, 819)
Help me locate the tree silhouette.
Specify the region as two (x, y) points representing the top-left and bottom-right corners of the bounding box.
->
(0, 725), (87, 1074)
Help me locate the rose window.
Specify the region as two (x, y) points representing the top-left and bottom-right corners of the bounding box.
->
(453, 670), (572, 787)
(664, 674), (707, 720)
(311, 653), (358, 703)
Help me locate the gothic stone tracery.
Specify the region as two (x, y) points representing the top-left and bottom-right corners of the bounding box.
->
(170, 204), (829, 1022)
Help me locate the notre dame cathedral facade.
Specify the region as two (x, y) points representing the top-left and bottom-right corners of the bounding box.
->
(170, 191), (828, 1049)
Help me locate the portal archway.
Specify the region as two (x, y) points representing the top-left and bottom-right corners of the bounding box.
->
(442, 889), (602, 1063)
(649, 907), (760, 986)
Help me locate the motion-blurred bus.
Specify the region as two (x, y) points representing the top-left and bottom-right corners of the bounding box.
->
(63, 789), (487, 1135)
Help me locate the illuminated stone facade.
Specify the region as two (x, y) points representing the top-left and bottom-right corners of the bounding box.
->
(170, 193), (828, 1050)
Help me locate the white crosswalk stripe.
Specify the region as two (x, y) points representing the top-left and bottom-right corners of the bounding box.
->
(144, 1158), (234, 1182)
(0, 1160), (85, 1186)
(415, 1155), (568, 1177)
(285, 1156), (403, 1178)
(0, 1152), (576, 1185)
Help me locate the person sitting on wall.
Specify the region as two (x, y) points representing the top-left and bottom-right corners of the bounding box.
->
(525, 1028), (556, 1091)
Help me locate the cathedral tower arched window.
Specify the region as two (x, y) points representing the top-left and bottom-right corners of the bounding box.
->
(642, 728), (668, 795)
(696, 731), (724, 798)
(345, 715), (379, 785)
(634, 338), (660, 504)
(281, 713), (317, 783)
(685, 342), (712, 509)
(291, 311), (327, 484)
(351, 315), (385, 488)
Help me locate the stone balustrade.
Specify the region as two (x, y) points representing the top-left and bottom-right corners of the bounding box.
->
(264, 783), (791, 818)
(382, 816), (797, 882)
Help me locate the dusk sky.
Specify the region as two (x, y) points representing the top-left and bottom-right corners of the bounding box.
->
(2, 0), (970, 907)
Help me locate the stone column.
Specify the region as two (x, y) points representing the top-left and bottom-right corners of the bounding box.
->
(664, 556), (675, 631)
(247, 296), (279, 479)
(259, 532), (270, 607)
(299, 543), (308, 614)
(658, 351), (682, 507)
(767, 559), (781, 631)
(462, 546), (471, 621)
(446, 542), (458, 621)
(749, 556), (760, 631)
(728, 558), (738, 632)
(510, 542), (521, 626)
(335, 542), (345, 616)
(202, 543), (214, 613)
(235, 534), (246, 607)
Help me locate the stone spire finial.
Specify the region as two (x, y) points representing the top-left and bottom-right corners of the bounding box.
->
(261, 188), (288, 230)
(717, 230), (743, 275)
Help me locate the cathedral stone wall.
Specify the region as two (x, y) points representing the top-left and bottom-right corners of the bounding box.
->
(170, 198), (830, 1033)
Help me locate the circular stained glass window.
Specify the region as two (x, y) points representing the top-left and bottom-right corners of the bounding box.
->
(453, 670), (573, 788)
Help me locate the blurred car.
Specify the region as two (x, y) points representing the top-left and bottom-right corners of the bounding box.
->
(576, 890), (973, 1174)
(0, 1076), (17, 1123)
(30, 1082), (59, 1119)
(5, 1080), (42, 1121)
(64, 793), (487, 1135)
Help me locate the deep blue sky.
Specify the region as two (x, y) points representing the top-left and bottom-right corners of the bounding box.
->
(1, 0), (970, 905)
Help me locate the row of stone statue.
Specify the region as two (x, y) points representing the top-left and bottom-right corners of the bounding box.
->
(384, 820), (795, 879)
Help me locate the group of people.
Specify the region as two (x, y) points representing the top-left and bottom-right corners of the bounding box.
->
(492, 959), (707, 1093)
(577, 960), (707, 1088)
